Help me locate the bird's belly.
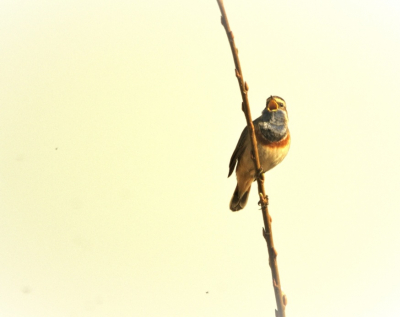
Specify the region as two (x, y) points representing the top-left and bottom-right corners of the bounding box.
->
(257, 142), (290, 173)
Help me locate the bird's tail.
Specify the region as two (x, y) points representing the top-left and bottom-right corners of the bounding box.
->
(229, 184), (250, 211)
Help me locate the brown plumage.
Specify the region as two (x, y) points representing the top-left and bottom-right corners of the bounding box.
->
(228, 96), (290, 211)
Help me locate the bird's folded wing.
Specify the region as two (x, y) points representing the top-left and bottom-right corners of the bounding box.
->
(228, 126), (249, 177)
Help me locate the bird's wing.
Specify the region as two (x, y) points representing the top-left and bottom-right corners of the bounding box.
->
(228, 126), (249, 177)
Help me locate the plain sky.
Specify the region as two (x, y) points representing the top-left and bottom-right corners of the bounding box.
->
(1, 0), (400, 316)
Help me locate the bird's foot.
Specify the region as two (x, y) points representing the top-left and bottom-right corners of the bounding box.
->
(258, 193), (269, 208)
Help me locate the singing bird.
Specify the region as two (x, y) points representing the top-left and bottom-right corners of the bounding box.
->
(228, 96), (290, 211)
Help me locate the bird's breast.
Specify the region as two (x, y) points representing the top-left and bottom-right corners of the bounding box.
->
(235, 129), (290, 179)
(256, 131), (291, 172)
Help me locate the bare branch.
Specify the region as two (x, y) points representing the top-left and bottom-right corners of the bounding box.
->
(216, 1), (287, 316)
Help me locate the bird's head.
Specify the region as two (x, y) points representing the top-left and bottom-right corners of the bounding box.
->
(262, 96), (288, 124)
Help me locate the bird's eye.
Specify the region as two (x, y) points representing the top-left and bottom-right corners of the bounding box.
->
(278, 102), (284, 107)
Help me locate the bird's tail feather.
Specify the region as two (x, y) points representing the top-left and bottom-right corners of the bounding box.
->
(229, 185), (250, 211)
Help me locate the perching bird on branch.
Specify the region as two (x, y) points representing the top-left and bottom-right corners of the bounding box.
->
(228, 96), (290, 211)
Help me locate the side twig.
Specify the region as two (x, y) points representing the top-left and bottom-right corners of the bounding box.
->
(216, 1), (286, 316)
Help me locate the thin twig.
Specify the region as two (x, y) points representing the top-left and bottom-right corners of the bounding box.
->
(216, 1), (286, 316)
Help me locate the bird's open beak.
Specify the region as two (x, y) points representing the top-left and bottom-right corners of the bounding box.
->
(267, 99), (279, 111)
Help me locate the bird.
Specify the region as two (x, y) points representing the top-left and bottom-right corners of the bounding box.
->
(228, 96), (290, 211)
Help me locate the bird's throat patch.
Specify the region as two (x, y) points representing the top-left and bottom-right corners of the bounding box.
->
(256, 128), (290, 148)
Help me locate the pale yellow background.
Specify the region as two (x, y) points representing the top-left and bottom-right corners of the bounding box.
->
(1, 1), (400, 316)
